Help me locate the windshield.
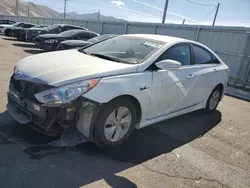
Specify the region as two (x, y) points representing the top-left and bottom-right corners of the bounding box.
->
(12, 22), (20, 26)
(32, 25), (44, 28)
(82, 36), (165, 64)
(88, 34), (117, 43)
(46, 25), (60, 31)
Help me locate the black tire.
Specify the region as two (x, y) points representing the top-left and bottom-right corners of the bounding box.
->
(17, 36), (23, 41)
(5, 29), (12, 36)
(204, 87), (222, 114)
(93, 98), (137, 148)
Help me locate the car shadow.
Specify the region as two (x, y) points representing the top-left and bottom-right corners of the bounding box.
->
(24, 49), (43, 54)
(2, 37), (17, 41)
(0, 109), (221, 187)
(12, 43), (37, 48)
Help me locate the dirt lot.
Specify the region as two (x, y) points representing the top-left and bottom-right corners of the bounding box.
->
(0, 34), (249, 188)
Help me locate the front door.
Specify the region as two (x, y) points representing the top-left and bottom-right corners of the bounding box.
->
(148, 43), (197, 120)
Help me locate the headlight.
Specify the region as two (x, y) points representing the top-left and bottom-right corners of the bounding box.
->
(35, 79), (100, 104)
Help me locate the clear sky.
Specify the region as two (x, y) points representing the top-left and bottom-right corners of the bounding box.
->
(26, 0), (250, 26)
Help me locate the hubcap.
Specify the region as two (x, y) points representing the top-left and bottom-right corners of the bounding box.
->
(104, 107), (132, 142)
(209, 90), (220, 110)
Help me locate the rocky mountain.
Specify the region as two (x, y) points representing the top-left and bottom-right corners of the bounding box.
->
(0, 0), (125, 21)
(0, 0), (63, 18)
(66, 12), (125, 22)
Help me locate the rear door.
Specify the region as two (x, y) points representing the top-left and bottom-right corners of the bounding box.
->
(187, 44), (222, 106)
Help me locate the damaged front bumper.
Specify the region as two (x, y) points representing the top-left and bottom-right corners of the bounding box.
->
(7, 84), (101, 140)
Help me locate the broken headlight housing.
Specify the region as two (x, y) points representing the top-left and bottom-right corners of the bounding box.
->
(35, 79), (100, 104)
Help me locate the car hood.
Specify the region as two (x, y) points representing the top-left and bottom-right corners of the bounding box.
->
(0, 24), (13, 28)
(15, 50), (138, 86)
(38, 34), (60, 39)
(61, 40), (92, 46)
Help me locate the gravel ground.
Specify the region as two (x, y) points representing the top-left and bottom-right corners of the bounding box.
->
(0, 35), (249, 188)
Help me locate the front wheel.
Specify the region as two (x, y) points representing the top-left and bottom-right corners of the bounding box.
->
(93, 98), (137, 148)
(204, 87), (222, 113)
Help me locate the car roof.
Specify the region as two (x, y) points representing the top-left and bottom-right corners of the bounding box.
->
(54, 24), (84, 28)
(124, 34), (189, 43)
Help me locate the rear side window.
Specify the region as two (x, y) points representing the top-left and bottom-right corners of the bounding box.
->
(63, 26), (75, 31)
(158, 44), (191, 66)
(192, 45), (219, 64)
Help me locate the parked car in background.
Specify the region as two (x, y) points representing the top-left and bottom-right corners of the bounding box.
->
(12, 25), (46, 41)
(0, 19), (16, 25)
(26, 24), (89, 42)
(35, 29), (99, 51)
(1, 22), (36, 36)
(57, 34), (117, 50)
(7, 34), (229, 148)
(0, 22), (20, 35)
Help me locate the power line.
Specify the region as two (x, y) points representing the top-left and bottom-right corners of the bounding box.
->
(184, 0), (217, 7)
(187, 6), (217, 23)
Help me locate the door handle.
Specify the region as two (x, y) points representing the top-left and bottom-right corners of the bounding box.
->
(187, 74), (195, 79)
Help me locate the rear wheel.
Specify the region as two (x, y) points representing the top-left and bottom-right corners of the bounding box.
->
(204, 87), (222, 113)
(93, 98), (137, 148)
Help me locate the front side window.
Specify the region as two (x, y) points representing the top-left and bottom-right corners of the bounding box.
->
(77, 33), (90, 39)
(157, 44), (191, 66)
(23, 24), (34, 28)
(81, 36), (165, 64)
(192, 45), (216, 64)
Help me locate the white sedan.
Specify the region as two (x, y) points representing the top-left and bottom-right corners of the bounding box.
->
(0, 22), (21, 35)
(7, 34), (229, 148)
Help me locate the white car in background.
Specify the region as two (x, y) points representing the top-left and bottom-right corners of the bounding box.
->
(0, 22), (21, 35)
(7, 34), (229, 148)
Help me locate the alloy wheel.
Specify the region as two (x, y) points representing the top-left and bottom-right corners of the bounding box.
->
(104, 107), (132, 142)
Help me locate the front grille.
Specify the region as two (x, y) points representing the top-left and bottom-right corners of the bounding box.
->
(10, 75), (54, 102)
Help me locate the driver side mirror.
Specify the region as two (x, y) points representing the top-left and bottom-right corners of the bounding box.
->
(155, 59), (181, 70)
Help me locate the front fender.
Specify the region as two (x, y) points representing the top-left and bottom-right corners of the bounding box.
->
(83, 72), (152, 125)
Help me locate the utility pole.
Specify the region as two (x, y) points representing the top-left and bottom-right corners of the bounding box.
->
(16, 0), (19, 16)
(98, 9), (100, 21)
(212, 3), (220, 26)
(182, 19), (185, 24)
(63, 0), (69, 18)
(28, 6), (30, 17)
(162, 0), (169, 24)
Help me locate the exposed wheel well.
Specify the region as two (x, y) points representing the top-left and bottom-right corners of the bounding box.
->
(214, 83), (224, 100)
(109, 95), (142, 123)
